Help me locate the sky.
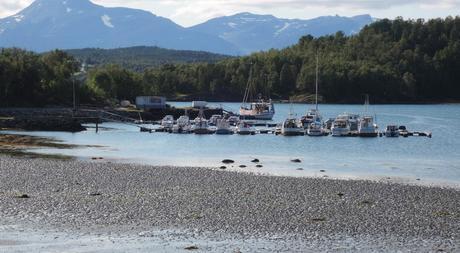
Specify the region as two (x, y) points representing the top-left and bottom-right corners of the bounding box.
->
(0, 0), (459, 27)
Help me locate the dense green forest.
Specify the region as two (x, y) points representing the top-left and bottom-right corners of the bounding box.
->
(1, 17), (459, 107)
(66, 46), (230, 72)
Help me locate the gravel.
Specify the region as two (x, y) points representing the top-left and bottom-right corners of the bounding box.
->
(0, 156), (459, 251)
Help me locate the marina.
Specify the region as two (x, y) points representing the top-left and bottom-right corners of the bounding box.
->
(2, 103), (458, 188)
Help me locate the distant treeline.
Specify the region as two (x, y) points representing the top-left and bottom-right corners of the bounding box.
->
(66, 46), (230, 72)
(1, 17), (459, 107)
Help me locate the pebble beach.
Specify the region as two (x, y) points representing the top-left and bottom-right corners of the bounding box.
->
(0, 156), (459, 252)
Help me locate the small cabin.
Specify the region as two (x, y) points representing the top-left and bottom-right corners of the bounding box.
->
(136, 96), (166, 109)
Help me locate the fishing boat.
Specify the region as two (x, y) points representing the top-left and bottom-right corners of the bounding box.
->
(172, 115), (191, 134)
(239, 65), (275, 120)
(193, 108), (212, 135)
(331, 119), (351, 136)
(215, 119), (234, 135)
(385, 125), (400, 137)
(236, 121), (255, 135)
(358, 95), (378, 137)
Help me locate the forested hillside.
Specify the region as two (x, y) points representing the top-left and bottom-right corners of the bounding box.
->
(1, 17), (459, 107)
(66, 46), (230, 71)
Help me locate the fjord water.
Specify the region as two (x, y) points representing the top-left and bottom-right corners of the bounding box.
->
(6, 103), (460, 187)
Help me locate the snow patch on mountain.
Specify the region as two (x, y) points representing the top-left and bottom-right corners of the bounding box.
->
(275, 22), (291, 36)
(101, 15), (114, 28)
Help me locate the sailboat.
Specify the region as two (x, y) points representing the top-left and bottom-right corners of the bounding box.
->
(239, 65), (275, 120)
(303, 53), (326, 136)
(358, 95), (378, 137)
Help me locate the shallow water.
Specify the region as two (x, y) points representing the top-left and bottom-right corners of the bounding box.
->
(3, 103), (460, 187)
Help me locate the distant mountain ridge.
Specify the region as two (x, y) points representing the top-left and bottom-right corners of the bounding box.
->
(0, 0), (375, 55)
(190, 13), (374, 54)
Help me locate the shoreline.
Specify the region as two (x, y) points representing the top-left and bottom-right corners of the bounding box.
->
(0, 156), (458, 252)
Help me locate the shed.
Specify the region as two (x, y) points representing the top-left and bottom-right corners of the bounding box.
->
(136, 96), (166, 109)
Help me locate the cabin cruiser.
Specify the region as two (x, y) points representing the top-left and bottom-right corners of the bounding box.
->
(331, 119), (351, 136)
(172, 115), (191, 133)
(358, 116), (378, 137)
(336, 113), (360, 131)
(240, 99), (275, 120)
(281, 116), (304, 136)
(236, 121), (256, 135)
(385, 125), (400, 137)
(307, 121), (327, 136)
(161, 115), (174, 129)
(215, 119), (234, 135)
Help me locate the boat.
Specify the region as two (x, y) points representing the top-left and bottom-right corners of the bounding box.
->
(240, 99), (275, 120)
(281, 117), (304, 136)
(307, 121), (327, 136)
(358, 116), (378, 137)
(385, 125), (400, 137)
(215, 119), (234, 135)
(358, 95), (378, 137)
(336, 113), (360, 131)
(239, 67), (275, 120)
(227, 116), (240, 126)
(301, 53), (323, 130)
(236, 121), (255, 135)
(172, 115), (192, 133)
(331, 119), (351, 136)
(161, 115), (174, 129)
(209, 114), (222, 126)
(193, 108), (212, 135)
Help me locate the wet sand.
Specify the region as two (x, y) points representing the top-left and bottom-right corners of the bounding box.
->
(0, 156), (459, 252)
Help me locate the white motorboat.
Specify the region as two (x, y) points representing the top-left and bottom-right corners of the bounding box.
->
(215, 119), (234, 135)
(358, 95), (378, 137)
(331, 119), (351, 136)
(307, 121), (327, 136)
(358, 116), (378, 137)
(385, 125), (400, 137)
(227, 116), (240, 126)
(161, 115), (174, 129)
(236, 121), (255, 135)
(209, 114), (222, 126)
(336, 113), (360, 131)
(281, 109), (304, 136)
(193, 108), (212, 135)
(172, 115), (191, 133)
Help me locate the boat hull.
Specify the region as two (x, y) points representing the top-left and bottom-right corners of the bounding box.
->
(216, 129), (234, 135)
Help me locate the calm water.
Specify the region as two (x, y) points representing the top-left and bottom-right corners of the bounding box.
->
(3, 103), (460, 187)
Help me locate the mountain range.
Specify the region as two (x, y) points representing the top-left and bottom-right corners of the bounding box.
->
(0, 0), (374, 55)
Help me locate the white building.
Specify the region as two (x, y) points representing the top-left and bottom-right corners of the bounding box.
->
(136, 96), (166, 109)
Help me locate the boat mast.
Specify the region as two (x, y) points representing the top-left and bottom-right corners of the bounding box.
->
(315, 52), (319, 112)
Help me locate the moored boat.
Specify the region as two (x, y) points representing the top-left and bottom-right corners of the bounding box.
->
(331, 119), (351, 136)
(281, 117), (304, 136)
(193, 108), (213, 135)
(172, 115), (191, 133)
(236, 121), (256, 135)
(307, 121), (327, 136)
(385, 125), (400, 137)
(358, 95), (378, 137)
(215, 119), (234, 135)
